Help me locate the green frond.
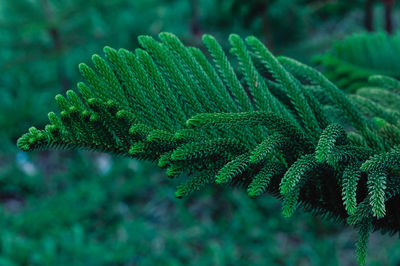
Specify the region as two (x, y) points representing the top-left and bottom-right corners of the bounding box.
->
(202, 34), (252, 112)
(17, 32), (400, 265)
(229, 34), (273, 112)
(279, 56), (386, 151)
(188, 112), (309, 143)
(246, 36), (320, 137)
(129, 124), (152, 141)
(78, 63), (113, 102)
(355, 219), (372, 266)
(349, 94), (400, 125)
(175, 170), (216, 198)
(325, 145), (372, 170)
(215, 153), (250, 184)
(347, 200), (373, 226)
(173, 129), (205, 142)
(278, 56), (367, 129)
(378, 123), (400, 147)
(361, 147), (400, 172)
(369, 75), (400, 92)
(166, 164), (184, 178)
(158, 151), (173, 168)
(91, 54), (128, 107)
(315, 123), (348, 163)
(313, 32), (400, 92)
(188, 46), (237, 111)
(282, 185), (301, 218)
(135, 48), (187, 126)
(367, 170), (387, 218)
(159, 32), (227, 113)
(280, 154), (317, 196)
(249, 133), (285, 164)
(342, 164), (361, 215)
(171, 138), (247, 162)
(138, 35), (204, 115)
(247, 162), (285, 198)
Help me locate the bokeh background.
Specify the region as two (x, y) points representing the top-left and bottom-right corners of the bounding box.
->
(1, 0), (400, 265)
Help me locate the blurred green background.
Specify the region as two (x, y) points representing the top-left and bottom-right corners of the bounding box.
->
(1, 0), (400, 265)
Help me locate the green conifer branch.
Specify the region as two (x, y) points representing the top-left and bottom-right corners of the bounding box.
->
(17, 33), (400, 265)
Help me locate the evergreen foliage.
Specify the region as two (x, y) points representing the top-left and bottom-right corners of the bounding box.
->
(18, 33), (400, 265)
(314, 32), (400, 92)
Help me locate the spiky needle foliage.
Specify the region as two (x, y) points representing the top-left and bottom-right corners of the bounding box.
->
(18, 33), (400, 265)
(314, 32), (400, 92)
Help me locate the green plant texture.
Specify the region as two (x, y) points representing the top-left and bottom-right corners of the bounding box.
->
(314, 32), (400, 92)
(18, 33), (400, 265)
